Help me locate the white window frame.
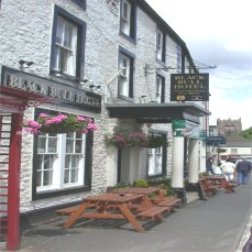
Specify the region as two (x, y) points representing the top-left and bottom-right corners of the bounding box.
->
(53, 16), (77, 76)
(176, 45), (182, 73)
(148, 146), (163, 176)
(156, 29), (164, 61)
(36, 132), (86, 192)
(121, 0), (132, 37)
(156, 75), (164, 103)
(118, 52), (131, 97)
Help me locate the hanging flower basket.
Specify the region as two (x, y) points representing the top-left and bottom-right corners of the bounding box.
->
(23, 113), (97, 135)
(105, 129), (168, 148)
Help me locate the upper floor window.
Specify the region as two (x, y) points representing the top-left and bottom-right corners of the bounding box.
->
(120, 0), (136, 40)
(118, 50), (134, 98)
(156, 29), (165, 62)
(176, 45), (182, 73)
(51, 6), (86, 79)
(156, 75), (165, 103)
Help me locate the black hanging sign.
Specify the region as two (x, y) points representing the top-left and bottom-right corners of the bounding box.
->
(170, 73), (209, 101)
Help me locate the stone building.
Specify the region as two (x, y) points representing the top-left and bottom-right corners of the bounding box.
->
(0, 0), (209, 249)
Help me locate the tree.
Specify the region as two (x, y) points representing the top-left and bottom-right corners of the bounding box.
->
(240, 127), (252, 139)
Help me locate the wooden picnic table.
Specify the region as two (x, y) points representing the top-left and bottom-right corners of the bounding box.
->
(203, 175), (235, 192)
(57, 190), (172, 232)
(60, 192), (146, 232)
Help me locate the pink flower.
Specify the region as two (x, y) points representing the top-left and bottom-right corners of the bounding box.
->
(77, 115), (86, 121)
(45, 114), (67, 125)
(27, 120), (42, 129)
(87, 122), (97, 131)
(38, 113), (48, 119)
(24, 127), (40, 134)
(80, 129), (88, 134)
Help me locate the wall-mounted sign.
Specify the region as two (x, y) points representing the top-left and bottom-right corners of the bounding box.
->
(1, 66), (101, 112)
(206, 135), (226, 145)
(170, 73), (209, 101)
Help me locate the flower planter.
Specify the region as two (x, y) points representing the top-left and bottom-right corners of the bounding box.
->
(105, 130), (168, 148)
(23, 113), (97, 135)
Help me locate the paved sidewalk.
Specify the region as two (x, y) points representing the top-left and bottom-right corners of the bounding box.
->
(1, 187), (251, 252)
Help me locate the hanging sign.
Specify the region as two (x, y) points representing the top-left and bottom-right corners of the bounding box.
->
(170, 73), (209, 101)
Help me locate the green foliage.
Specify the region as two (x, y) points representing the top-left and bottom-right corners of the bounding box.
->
(240, 127), (252, 139)
(147, 177), (174, 196)
(133, 179), (149, 187)
(105, 128), (168, 148)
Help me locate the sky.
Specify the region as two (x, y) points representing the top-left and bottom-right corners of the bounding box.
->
(145, 0), (252, 129)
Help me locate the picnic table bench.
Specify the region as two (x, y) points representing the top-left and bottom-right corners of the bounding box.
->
(199, 178), (218, 197)
(205, 175), (236, 193)
(56, 192), (171, 232)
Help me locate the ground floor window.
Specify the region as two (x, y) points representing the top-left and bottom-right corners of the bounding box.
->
(147, 132), (167, 177)
(148, 146), (163, 176)
(32, 109), (92, 199)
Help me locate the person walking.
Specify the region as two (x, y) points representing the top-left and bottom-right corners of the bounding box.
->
(236, 158), (252, 184)
(206, 156), (215, 175)
(220, 158), (236, 182)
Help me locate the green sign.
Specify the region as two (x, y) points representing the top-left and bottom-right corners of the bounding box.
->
(172, 120), (186, 137)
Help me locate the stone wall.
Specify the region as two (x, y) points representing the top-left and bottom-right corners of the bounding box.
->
(0, 0), (181, 211)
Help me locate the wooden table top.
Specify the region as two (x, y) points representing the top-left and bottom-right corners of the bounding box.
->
(85, 192), (144, 203)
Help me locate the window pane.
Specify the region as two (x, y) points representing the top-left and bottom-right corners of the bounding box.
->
(65, 155), (71, 168)
(76, 132), (82, 139)
(71, 169), (78, 183)
(67, 132), (74, 138)
(66, 139), (74, 153)
(44, 155), (55, 169)
(38, 137), (46, 153)
(64, 22), (73, 48)
(56, 18), (64, 44)
(48, 137), (57, 153)
(76, 140), (82, 153)
(44, 170), (53, 186)
(64, 169), (70, 183)
(72, 156), (77, 167)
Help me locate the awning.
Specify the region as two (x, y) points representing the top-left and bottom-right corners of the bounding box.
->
(106, 102), (210, 124)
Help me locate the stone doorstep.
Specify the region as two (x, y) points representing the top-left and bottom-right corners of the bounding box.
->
(186, 191), (199, 204)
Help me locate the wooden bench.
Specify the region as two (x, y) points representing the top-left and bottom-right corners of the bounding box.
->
(153, 196), (182, 209)
(199, 179), (218, 197)
(56, 205), (80, 216)
(137, 206), (171, 222)
(206, 176), (236, 193)
(220, 179), (236, 193)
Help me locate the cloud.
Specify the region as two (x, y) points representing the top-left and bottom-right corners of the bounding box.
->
(146, 0), (252, 129)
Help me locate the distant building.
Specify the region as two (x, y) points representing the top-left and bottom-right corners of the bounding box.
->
(210, 118), (252, 161)
(217, 118), (242, 135)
